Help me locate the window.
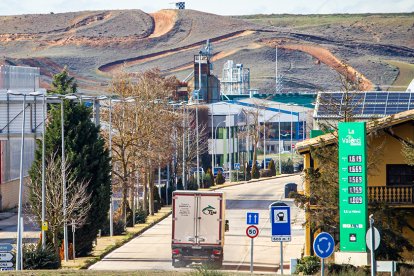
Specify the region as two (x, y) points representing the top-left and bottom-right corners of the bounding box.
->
(386, 165), (414, 186)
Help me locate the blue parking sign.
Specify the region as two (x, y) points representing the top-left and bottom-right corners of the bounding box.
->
(269, 202), (291, 242)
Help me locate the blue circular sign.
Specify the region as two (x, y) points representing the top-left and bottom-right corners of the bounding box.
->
(313, 232), (335, 259)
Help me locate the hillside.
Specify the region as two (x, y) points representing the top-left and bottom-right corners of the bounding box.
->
(0, 10), (413, 93)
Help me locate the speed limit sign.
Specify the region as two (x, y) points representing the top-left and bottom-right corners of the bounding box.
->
(246, 225), (259, 239)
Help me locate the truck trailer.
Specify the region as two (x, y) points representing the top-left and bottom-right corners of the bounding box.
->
(171, 191), (228, 268)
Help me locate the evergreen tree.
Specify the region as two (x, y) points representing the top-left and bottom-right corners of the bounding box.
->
(268, 159), (276, 176)
(245, 162), (252, 181)
(251, 164), (260, 179)
(29, 69), (111, 256)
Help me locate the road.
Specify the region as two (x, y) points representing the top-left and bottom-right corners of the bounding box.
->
(90, 174), (305, 273)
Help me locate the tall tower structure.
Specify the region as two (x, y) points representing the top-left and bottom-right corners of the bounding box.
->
(220, 60), (250, 96)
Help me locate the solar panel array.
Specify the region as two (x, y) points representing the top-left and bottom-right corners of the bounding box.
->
(315, 92), (413, 118)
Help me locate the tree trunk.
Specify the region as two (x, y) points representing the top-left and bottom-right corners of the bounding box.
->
(143, 171), (148, 213)
(148, 168), (154, 215)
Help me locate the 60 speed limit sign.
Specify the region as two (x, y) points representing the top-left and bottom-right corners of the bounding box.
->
(246, 225), (259, 238)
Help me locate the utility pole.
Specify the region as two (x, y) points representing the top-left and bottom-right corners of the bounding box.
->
(61, 99), (69, 262)
(41, 92), (46, 249)
(16, 94), (26, 271)
(196, 54), (201, 188)
(182, 105), (186, 189)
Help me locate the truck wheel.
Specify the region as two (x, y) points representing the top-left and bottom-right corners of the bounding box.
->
(173, 260), (186, 268)
(210, 258), (223, 269)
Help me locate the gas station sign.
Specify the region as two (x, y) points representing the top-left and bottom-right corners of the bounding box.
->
(338, 122), (367, 252)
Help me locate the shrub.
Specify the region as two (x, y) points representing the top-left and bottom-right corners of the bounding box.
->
(281, 158), (294, 174)
(295, 256), (320, 275)
(326, 263), (365, 275)
(268, 159), (276, 176)
(251, 164), (260, 179)
(23, 244), (61, 270)
(161, 183), (174, 204)
(153, 186), (162, 212)
(245, 162), (252, 181)
(260, 169), (272, 177)
(203, 169), (214, 188)
(216, 170), (225, 185)
(208, 168), (215, 186)
(231, 171), (244, 182)
(135, 204), (148, 224)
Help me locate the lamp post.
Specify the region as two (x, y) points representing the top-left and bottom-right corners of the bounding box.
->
(182, 104), (186, 189)
(60, 97), (68, 262)
(196, 53), (202, 189)
(108, 96), (114, 236)
(263, 107), (266, 169)
(211, 103), (214, 172)
(290, 105), (293, 161)
(41, 92), (46, 250)
(12, 92), (26, 271)
(227, 102), (232, 182)
(278, 104), (282, 174)
(8, 91), (45, 270)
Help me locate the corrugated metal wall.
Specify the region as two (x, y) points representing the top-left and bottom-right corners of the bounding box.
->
(0, 138), (36, 183)
(0, 65), (40, 92)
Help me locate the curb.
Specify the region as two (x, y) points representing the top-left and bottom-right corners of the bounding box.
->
(207, 173), (300, 191)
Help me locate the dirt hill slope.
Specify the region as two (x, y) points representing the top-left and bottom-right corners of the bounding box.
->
(0, 10), (413, 93)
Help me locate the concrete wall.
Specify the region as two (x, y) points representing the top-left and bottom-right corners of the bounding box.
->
(1, 177), (29, 210)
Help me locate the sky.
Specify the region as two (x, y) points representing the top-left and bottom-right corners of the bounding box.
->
(0, 0), (413, 16)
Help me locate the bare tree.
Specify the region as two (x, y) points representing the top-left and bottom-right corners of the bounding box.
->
(28, 152), (91, 254)
(101, 69), (181, 219)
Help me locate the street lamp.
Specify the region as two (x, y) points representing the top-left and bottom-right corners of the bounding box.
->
(7, 90), (44, 270)
(278, 104), (282, 174)
(263, 107), (267, 169)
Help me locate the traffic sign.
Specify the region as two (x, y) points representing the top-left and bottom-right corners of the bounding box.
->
(0, 268), (14, 271)
(338, 122), (368, 252)
(269, 202), (291, 242)
(0, 253), (13, 262)
(246, 225), (259, 239)
(0, 262), (13, 268)
(366, 227), (380, 251)
(0, 244), (13, 252)
(313, 232), (335, 259)
(42, 221), (48, 231)
(234, 163), (241, 170)
(246, 212), (259, 225)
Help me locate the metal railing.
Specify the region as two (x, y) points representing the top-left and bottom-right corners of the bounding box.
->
(368, 185), (414, 204)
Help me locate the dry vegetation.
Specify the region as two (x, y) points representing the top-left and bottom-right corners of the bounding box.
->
(1, 10), (413, 93)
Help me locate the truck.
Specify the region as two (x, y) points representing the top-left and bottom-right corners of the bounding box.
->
(171, 191), (228, 268)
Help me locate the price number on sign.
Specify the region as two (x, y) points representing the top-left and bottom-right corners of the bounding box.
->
(348, 155), (362, 163)
(348, 176), (363, 183)
(348, 186), (363, 194)
(348, 196), (363, 204)
(348, 165), (362, 173)
(246, 225), (259, 239)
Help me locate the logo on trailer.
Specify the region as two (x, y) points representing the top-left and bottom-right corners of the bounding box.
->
(202, 205), (217, 215)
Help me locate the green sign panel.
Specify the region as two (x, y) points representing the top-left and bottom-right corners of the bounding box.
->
(338, 122), (367, 252)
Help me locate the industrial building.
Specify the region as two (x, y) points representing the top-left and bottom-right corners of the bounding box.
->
(207, 98), (312, 169)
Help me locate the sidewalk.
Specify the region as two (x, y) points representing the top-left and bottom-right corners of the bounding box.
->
(61, 206), (172, 269)
(0, 211), (40, 244)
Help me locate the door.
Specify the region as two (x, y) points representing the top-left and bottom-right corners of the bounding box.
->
(197, 194), (222, 245)
(173, 194), (197, 244)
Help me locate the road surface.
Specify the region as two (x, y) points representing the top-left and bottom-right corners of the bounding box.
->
(90, 174), (305, 273)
